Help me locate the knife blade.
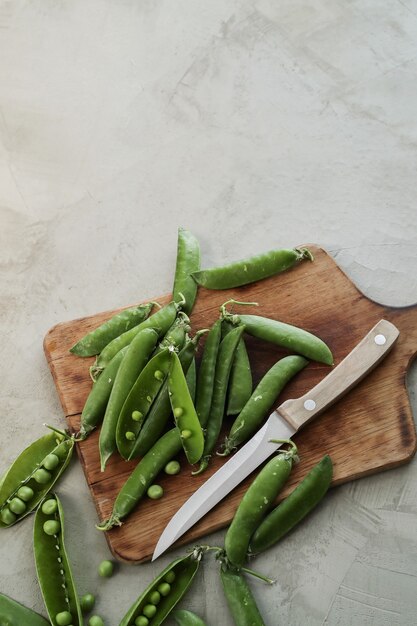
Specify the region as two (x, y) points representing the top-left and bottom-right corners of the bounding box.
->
(152, 318), (399, 561)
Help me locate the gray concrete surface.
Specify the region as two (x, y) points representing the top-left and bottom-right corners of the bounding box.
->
(1, 1), (417, 624)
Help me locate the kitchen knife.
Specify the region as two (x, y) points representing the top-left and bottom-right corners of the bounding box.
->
(152, 319), (399, 561)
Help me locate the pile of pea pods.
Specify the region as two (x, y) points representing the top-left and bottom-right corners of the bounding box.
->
(0, 228), (334, 625)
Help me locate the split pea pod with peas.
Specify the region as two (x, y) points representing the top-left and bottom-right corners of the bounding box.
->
(70, 302), (155, 357)
(0, 429), (74, 528)
(33, 493), (83, 626)
(119, 551), (202, 626)
(99, 327), (159, 471)
(0, 593), (50, 626)
(116, 348), (173, 460)
(191, 247), (313, 289)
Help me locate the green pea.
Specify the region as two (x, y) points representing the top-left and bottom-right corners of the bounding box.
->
(132, 411), (143, 422)
(9, 497), (26, 515)
(143, 604), (157, 618)
(42, 453), (60, 470)
(17, 486), (34, 501)
(98, 560), (114, 578)
(173, 407), (184, 418)
(164, 571), (176, 584)
(181, 429), (192, 439)
(147, 485), (163, 500)
(0, 507), (17, 525)
(43, 519), (61, 535)
(56, 611), (73, 625)
(125, 432), (136, 441)
(41, 499), (58, 515)
(157, 582), (171, 596)
(148, 590), (161, 605)
(164, 460), (180, 475)
(80, 593), (96, 613)
(89, 616), (104, 626)
(154, 370), (164, 381)
(33, 468), (52, 484)
(134, 617), (149, 626)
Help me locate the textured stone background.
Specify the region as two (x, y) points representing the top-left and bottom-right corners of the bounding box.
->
(1, 1), (417, 624)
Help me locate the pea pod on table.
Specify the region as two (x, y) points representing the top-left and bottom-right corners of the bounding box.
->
(99, 327), (159, 471)
(173, 609), (207, 626)
(0, 430), (74, 528)
(194, 319), (222, 428)
(168, 352), (204, 465)
(34, 493), (83, 626)
(92, 300), (182, 378)
(119, 551), (202, 626)
(0, 593), (50, 626)
(172, 227), (201, 315)
(131, 332), (206, 458)
(152, 312), (190, 356)
(192, 247), (313, 290)
(220, 565), (265, 626)
(221, 320), (252, 416)
(116, 348), (173, 460)
(220, 355), (308, 456)
(224, 443), (298, 567)
(79, 345), (129, 440)
(222, 306), (333, 365)
(97, 428), (183, 530)
(249, 454), (333, 556)
(70, 302), (154, 357)
(194, 325), (245, 474)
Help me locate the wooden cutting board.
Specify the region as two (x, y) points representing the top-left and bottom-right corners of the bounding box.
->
(44, 245), (417, 563)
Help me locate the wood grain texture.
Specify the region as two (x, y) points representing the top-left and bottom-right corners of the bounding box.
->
(44, 246), (417, 563)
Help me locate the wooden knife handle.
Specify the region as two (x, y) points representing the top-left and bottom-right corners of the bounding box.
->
(277, 319), (399, 431)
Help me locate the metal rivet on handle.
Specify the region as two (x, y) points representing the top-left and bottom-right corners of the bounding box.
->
(375, 334), (387, 346)
(304, 399), (316, 411)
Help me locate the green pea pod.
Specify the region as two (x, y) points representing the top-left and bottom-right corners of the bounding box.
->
(119, 552), (202, 626)
(79, 346), (129, 439)
(153, 312), (190, 356)
(168, 352), (204, 465)
(131, 333), (204, 458)
(222, 321), (252, 416)
(220, 356), (308, 456)
(225, 445), (297, 567)
(224, 309), (333, 365)
(220, 566), (265, 626)
(34, 493), (83, 626)
(0, 431), (74, 528)
(194, 319), (222, 427)
(70, 302), (154, 357)
(173, 227), (201, 314)
(173, 609), (207, 626)
(0, 594), (50, 626)
(116, 349), (172, 459)
(192, 247), (313, 290)
(93, 301), (181, 377)
(185, 357), (197, 402)
(194, 325), (245, 474)
(249, 454), (333, 555)
(99, 328), (159, 471)
(97, 428), (182, 530)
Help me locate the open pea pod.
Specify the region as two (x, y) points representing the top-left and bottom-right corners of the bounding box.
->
(0, 593), (50, 626)
(119, 552), (202, 626)
(0, 430), (74, 528)
(34, 493), (83, 626)
(116, 348), (172, 459)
